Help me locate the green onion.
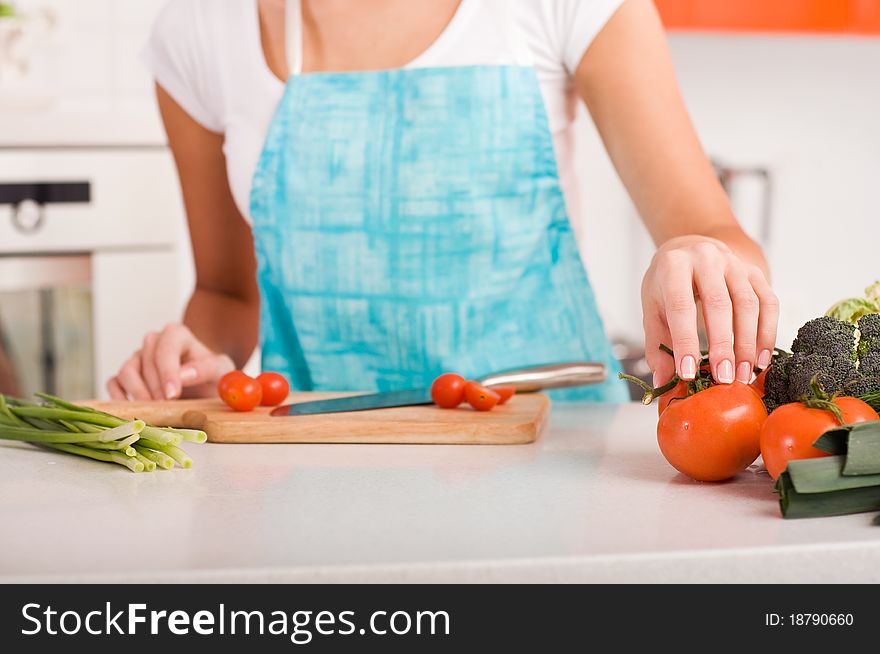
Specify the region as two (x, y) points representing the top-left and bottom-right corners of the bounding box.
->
(0, 395), (30, 428)
(163, 427), (208, 444)
(33, 392), (102, 414)
(72, 421), (104, 433)
(20, 415), (61, 431)
(134, 445), (176, 470)
(81, 433), (140, 451)
(137, 425), (180, 446)
(0, 426), (114, 444)
(43, 443), (145, 472)
(133, 452), (157, 472)
(91, 420), (144, 443)
(9, 406), (123, 429)
(57, 419), (83, 433)
(0, 393), (201, 473)
(137, 438), (192, 468)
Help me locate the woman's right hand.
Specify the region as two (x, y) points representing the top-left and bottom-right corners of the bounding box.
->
(107, 323), (235, 400)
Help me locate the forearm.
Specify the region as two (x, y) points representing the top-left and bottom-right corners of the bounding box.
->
(575, 0), (769, 280)
(183, 288), (259, 368)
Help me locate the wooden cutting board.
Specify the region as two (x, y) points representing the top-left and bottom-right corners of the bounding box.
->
(86, 393), (550, 445)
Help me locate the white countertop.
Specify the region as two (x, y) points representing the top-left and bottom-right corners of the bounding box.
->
(1, 402), (879, 583)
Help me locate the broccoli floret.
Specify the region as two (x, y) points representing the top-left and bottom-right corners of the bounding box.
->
(762, 354), (791, 413)
(791, 316), (857, 361)
(857, 313), (880, 360)
(786, 352), (857, 401)
(860, 353), (880, 380)
(843, 372), (876, 398)
(763, 315), (880, 411)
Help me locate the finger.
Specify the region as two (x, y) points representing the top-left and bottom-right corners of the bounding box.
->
(106, 376), (127, 400)
(695, 265), (735, 384)
(139, 331), (164, 400)
(643, 309), (675, 387)
(658, 254), (701, 380)
(180, 353), (235, 388)
(726, 265), (760, 383)
(749, 268), (780, 369)
(116, 356), (153, 401)
(154, 324), (193, 399)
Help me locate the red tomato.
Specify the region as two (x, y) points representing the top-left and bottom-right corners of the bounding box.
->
(431, 373), (467, 408)
(217, 370), (248, 398)
(751, 367), (769, 397)
(657, 381), (767, 482)
(492, 386), (516, 405)
(657, 379), (690, 416)
(759, 396), (879, 479)
(464, 381), (500, 411)
(218, 371), (262, 412)
(256, 371), (290, 406)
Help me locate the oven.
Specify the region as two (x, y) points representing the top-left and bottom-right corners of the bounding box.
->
(0, 148), (186, 399)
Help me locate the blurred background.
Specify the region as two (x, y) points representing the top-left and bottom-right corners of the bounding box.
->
(0, 0), (878, 399)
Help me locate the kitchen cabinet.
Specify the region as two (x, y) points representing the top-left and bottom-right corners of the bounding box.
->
(655, 0), (880, 34)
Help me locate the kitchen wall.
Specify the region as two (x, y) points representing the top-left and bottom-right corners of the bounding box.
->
(577, 34), (880, 352)
(1, 0), (165, 144)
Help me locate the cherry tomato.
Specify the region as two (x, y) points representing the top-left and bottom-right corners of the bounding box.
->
(759, 396), (879, 479)
(464, 381), (500, 411)
(217, 370), (248, 398)
(431, 373), (467, 408)
(256, 371), (290, 406)
(218, 371), (262, 412)
(751, 367), (769, 397)
(492, 386), (516, 404)
(657, 381), (767, 482)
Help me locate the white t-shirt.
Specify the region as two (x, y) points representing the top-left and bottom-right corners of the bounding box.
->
(143, 0), (624, 223)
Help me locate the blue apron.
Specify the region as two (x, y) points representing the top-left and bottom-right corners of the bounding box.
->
(250, 63), (626, 402)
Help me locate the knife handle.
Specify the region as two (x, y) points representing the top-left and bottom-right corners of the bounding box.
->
(477, 361), (607, 393)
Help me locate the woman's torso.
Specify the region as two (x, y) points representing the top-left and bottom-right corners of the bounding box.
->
(143, 0), (622, 232)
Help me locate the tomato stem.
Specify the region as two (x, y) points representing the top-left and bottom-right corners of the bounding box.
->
(800, 374), (845, 424)
(618, 372), (681, 405)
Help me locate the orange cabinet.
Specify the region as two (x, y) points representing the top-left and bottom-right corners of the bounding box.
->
(654, 0), (880, 34)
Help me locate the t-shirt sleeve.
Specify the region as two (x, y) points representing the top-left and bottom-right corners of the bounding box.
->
(141, 0), (224, 132)
(552, 0), (626, 75)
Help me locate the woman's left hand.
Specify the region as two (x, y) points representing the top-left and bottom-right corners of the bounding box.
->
(641, 235), (779, 388)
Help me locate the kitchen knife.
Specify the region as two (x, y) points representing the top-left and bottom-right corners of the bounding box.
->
(270, 361), (606, 417)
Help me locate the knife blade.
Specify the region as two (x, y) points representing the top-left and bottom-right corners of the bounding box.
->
(270, 361), (606, 417)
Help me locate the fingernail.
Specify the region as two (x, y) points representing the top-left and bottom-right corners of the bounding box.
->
(717, 359), (734, 384)
(736, 361), (752, 383)
(680, 355), (697, 380)
(757, 349), (772, 369)
(180, 366), (198, 382)
(165, 382), (178, 400)
(653, 371), (662, 387)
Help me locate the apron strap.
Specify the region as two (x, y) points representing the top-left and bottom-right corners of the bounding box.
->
(285, 0), (304, 76)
